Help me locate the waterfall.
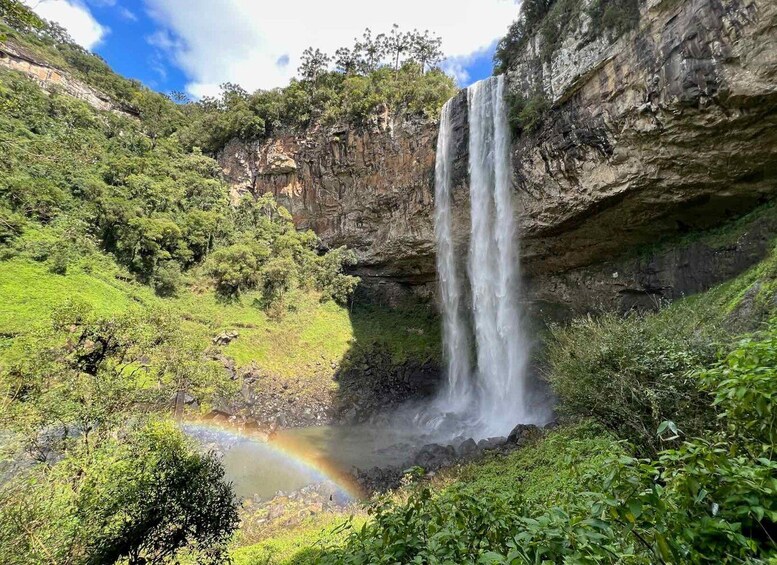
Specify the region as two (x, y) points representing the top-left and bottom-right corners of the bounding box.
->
(434, 96), (473, 411)
(433, 75), (534, 437)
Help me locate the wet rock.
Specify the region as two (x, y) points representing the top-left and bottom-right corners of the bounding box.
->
(414, 443), (456, 471)
(477, 437), (507, 451)
(456, 438), (480, 459)
(507, 424), (540, 447)
(354, 465), (405, 493)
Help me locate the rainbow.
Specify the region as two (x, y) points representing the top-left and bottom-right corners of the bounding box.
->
(181, 417), (365, 501)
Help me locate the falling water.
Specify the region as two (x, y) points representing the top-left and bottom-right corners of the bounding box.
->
(434, 97), (473, 411)
(433, 75), (535, 437)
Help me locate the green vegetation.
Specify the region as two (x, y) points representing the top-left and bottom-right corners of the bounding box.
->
(495, 0), (641, 72)
(548, 233), (777, 454)
(0, 4), (450, 563)
(232, 512), (364, 565)
(0, 55), (357, 309)
(0, 299), (240, 563)
(506, 90), (550, 135)
(179, 28), (456, 154)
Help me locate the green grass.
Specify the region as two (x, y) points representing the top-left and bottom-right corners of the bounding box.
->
(434, 423), (622, 513)
(231, 513), (364, 565)
(0, 254), (440, 385)
(0, 257), (156, 335)
(170, 289), (355, 381)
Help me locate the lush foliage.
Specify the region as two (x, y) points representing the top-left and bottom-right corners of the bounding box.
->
(177, 26), (456, 153)
(0, 68), (359, 311)
(0, 300), (240, 563)
(0, 421), (239, 565)
(546, 303), (723, 454)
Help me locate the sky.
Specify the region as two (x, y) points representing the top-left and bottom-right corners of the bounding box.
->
(24, 0), (519, 98)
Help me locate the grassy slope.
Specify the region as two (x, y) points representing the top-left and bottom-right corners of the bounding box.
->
(0, 258), (154, 335)
(231, 512), (365, 565)
(0, 253), (440, 384)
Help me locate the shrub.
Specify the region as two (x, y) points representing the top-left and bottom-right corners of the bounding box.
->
(507, 91), (550, 135)
(546, 304), (722, 454)
(76, 422), (239, 565)
(205, 244), (259, 297)
(0, 422), (239, 565)
(151, 260), (182, 296)
(0, 205), (23, 245)
(315, 246), (360, 304)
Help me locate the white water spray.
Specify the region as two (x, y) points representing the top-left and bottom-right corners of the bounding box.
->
(433, 75), (537, 437)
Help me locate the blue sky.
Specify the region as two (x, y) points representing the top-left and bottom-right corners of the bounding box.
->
(28, 0), (518, 97)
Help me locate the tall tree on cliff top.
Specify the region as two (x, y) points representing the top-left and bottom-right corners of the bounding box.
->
(385, 24), (412, 73)
(298, 47), (332, 82)
(410, 29), (444, 74)
(353, 28), (386, 73)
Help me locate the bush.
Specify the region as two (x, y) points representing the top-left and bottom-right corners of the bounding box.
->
(0, 205), (23, 245)
(47, 248), (68, 274)
(205, 244), (259, 297)
(0, 422), (239, 565)
(507, 91), (550, 135)
(76, 422), (239, 565)
(151, 260), (182, 296)
(546, 304), (722, 454)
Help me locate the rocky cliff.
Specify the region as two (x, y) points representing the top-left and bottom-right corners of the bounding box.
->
(220, 0), (777, 315)
(219, 116), (439, 303)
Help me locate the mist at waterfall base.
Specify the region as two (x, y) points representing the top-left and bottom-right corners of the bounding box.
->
(183, 76), (550, 501)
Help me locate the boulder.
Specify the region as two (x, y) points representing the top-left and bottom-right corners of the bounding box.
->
(212, 330), (239, 346)
(413, 443), (456, 471)
(456, 438), (480, 459)
(507, 424), (540, 446)
(477, 436), (507, 451)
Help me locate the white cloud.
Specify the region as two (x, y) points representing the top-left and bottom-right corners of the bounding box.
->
(25, 0), (108, 50)
(143, 0), (519, 97)
(118, 7), (138, 22)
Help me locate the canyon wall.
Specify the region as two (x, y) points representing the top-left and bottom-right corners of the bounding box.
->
(219, 0), (777, 315)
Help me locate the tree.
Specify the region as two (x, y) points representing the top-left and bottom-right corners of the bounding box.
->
(410, 29), (444, 74)
(0, 0), (44, 36)
(74, 422), (239, 564)
(334, 46), (359, 75)
(353, 28), (386, 73)
(314, 246), (360, 304)
(297, 47), (331, 82)
(206, 244), (260, 297)
(385, 24), (412, 73)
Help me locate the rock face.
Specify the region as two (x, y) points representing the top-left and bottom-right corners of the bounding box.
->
(0, 41), (134, 116)
(219, 118), (438, 302)
(220, 0), (777, 314)
(503, 0), (777, 314)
